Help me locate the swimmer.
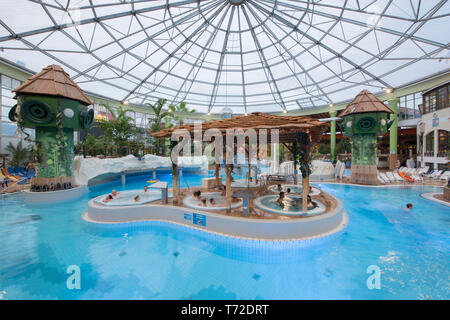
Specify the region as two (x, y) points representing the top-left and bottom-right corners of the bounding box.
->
(134, 195), (140, 202)
(144, 186), (148, 192)
(102, 194), (113, 203)
(201, 198), (207, 207)
(405, 203), (413, 212)
(307, 195), (318, 210)
(277, 184), (282, 192)
(286, 188), (291, 194)
(193, 190), (201, 200)
(277, 191), (285, 207)
(210, 198), (216, 206)
(111, 190), (118, 197)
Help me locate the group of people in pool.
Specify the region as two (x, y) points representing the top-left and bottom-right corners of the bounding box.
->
(192, 186), (241, 207)
(102, 186), (154, 203)
(275, 183), (318, 211)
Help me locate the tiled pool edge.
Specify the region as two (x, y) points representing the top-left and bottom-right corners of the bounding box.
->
(420, 192), (450, 207)
(82, 195), (348, 242)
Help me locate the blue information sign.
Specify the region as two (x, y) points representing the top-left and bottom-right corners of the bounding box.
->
(193, 213), (206, 227)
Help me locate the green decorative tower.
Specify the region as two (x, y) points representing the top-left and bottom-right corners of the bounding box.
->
(338, 90), (394, 185)
(9, 65), (94, 191)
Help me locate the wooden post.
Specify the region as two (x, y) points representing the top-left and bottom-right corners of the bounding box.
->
(172, 163), (178, 205)
(302, 174), (309, 213)
(225, 163), (232, 214)
(293, 140), (298, 185)
(215, 163), (220, 186)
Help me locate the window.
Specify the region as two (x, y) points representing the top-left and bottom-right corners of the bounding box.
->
(425, 131), (434, 156)
(438, 130), (449, 157)
(437, 87), (447, 111)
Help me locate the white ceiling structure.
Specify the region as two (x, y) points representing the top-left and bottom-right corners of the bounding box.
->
(0, 0), (449, 113)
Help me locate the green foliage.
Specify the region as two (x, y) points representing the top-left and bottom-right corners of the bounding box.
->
(95, 104), (137, 147)
(146, 98), (194, 155)
(168, 101), (196, 127)
(5, 141), (32, 167)
(336, 139), (352, 154)
(317, 143), (330, 155)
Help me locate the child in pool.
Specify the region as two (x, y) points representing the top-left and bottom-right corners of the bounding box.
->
(144, 186), (148, 192)
(201, 198), (207, 207)
(193, 190), (201, 200)
(102, 194), (113, 203)
(307, 195), (318, 210)
(209, 198), (216, 206)
(134, 195), (140, 202)
(277, 192), (285, 207)
(277, 184), (282, 192)
(405, 203), (413, 212)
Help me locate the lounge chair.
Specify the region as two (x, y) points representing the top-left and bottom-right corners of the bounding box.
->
(379, 172), (391, 184)
(429, 170), (443, 179)
(417, 166), (429, 176)
(385, 172), (396, 182)
(393, 172), (405, 182)
(377, 172), (387, 184)
(1, 168), (18, 182)
(438, 171), (450, 181)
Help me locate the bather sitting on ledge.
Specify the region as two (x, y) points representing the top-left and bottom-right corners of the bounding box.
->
(102, 194), (113, 203)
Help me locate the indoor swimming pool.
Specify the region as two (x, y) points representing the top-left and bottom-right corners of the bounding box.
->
(0, 171), (449, 300)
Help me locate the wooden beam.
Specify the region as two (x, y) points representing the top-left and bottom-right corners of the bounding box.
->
(225, 164), (232, 214)
(302, 174), (309, 213)
(215, 163), (220, 186)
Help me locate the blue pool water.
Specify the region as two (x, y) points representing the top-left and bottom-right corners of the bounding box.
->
(0, 170), (449, 300)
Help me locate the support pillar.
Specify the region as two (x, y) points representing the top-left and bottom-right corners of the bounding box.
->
(389, 99), (399, 170)
(302, 174), (309, 213)
(172, 163), (178, 205)
(330, 111), (337, 162)
(215, 163), (220, 186)
(225, 164), (232, 214)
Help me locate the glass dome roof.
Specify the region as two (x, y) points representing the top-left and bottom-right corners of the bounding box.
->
(0, 0), (448, 113)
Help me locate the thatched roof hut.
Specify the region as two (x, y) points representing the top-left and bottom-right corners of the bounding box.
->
(339, 89), (393, 117)
(13, 64), (92, 106)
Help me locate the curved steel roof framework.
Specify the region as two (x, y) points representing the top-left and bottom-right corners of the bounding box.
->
(0, 0), (448, 113)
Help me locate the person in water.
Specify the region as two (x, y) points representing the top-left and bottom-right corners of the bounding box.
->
(209, 198), (216, 206)
(144, 186), (148, 192)
(134, 195), (140, 202)
(201, 198), (207, 207)
(193, 190), (201, 200)
(286, 188), (291, 194)
(102, 194), (113, 203)
(405, 203), (413, 212)
(111, 190), (118, 198)
(307, 195), (318, 210)
(277, 184), (282, 192)
(277, 192), (285, 207)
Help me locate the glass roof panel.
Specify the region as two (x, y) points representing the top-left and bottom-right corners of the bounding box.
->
(0, 0), (448, 113)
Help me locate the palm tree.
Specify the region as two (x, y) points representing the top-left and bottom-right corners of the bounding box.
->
(168, 101), (196, 127)
(146, 98), (172, 155)
(96, 104), (136, 147)
(5, 141), (31, 167)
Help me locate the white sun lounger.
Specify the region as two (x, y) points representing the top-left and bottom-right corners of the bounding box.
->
(438, 171), (450, 180)
(378, 172), (388, 184)
(385, 172), (397, 182)
(379, 172), (391, 183)
(393, 172), (405, 182)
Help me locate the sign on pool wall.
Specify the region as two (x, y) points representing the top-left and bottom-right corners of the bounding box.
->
(193, 213), (206, 227)
(183, 212), (207, 227)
